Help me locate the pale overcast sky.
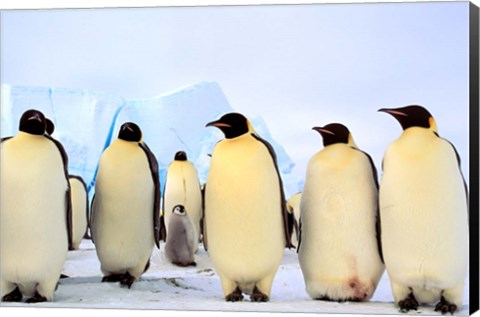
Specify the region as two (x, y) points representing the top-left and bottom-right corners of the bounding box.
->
(0, 1), (471, 186)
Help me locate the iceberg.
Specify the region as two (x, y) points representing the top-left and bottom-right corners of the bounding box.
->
(1, 84), (125, 193)
(0, 82), (301, 198)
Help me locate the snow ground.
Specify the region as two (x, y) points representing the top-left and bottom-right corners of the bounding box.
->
(0, 239), (470, 316)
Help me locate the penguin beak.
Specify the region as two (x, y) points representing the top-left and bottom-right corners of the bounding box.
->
(206, 120), (231, 129)
(378, 108), (408, 117)
(312, 126), (335, 136)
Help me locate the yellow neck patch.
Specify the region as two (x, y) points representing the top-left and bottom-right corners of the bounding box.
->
(348, 134), (358, 148)
(429, 117), (438, 133)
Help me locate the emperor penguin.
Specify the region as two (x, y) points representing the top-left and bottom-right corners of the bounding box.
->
(163, 151), (203, 250)
(90, 122), (162, 288)
(164, 205), (197, 267)
(204, 112), (292, 302)
(69, 175), (89, 250)
(1, 109), (72, 303)
(286, 192), (302, 248)
(378, 105), (468, 314)
(298, 123), (384, 302)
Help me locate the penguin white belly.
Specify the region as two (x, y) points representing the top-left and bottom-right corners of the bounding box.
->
(1, 135), (68, 299)
(380, 130), (468, 300)
(69, 177), (88, 250)
(92, 142), (155, 277)
(299, 145), (383, 301)
(206, 136), (284, 290)
(164, 162), (202, 242)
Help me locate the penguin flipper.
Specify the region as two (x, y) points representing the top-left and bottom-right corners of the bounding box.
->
(435, 133), (469, 207)
(201, 182), (208, 252)
(46, 135), (73, 250)
(251, 134), (293, 249)
(66, 188), (73, 251)
(353, 147), (384, 263)
(139, 142), (161, 248)
(296, 218), (302, 253)
(160, 166), (168, 243)
(89, 193), (96, 244)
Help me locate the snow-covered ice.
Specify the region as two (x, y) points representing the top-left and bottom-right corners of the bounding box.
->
(0, 239), (470, 315)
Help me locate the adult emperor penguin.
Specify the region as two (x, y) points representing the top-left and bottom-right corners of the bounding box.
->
(286, 192), (302, 248)
(1, 109), (72, 303)
(204, 112), (292, 302)
(69, 175), (89, 250)
(163, 151), (203, 249)
(90, 122), (162, 288)
(165, 205), (197, 267)
(378, 105), (468, 314)
(298, 123), (384, 302)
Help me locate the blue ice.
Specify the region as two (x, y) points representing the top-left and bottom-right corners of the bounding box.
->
(1, 82), (300, 199)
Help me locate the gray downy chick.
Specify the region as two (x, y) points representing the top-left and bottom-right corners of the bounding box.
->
(165, 205), (197, 267)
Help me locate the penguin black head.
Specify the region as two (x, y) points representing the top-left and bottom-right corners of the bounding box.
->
(312, 123), (352, 147)
(45, 118), (55, 136)
(378, 105), (437, 132)
(118, 122), (142, 142)
(19, 109), (46, 136)
(174, 151), (188, 161)
(172, 205), (187, 216)
(206, 112), (251, 139)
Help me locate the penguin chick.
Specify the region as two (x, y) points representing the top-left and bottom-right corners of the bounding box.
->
(90, 122), (161, 289)
(163, 151), (203, 251)
(298, 123), (384, 302)
(69, 175), (89, 250)
(165, 205), (197, 267)
(204, 112), (292, 302)
(378, 105), (468, 314)
(1, 109), (72, 303)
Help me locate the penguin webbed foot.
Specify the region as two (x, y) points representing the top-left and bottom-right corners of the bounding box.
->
(434, 296), (457, 315)
(25, 292), (47, 303)
(251, 286), (269, 302)
(172, 261), (196, 267)
(398, 293), (419, 313)
(101, 274), (123, 283)
(119, 272), (136, 289)
(1, 287), (22, 302)
(225, 287), (244, 302)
